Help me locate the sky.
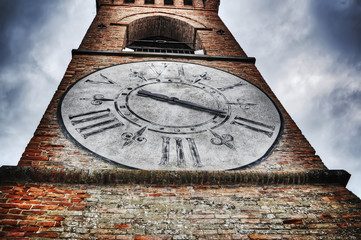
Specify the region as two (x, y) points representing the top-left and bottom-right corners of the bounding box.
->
(0, 0), (360, 197)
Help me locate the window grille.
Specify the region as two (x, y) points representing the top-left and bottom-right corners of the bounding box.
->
(127, 36), (194, 54)
(145, 0), (154, 4)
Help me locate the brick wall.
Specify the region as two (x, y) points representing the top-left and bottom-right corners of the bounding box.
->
(1, 182), (360, 239)
(97, 0), (219, 11)
(82, 4), (245, 56)
(127, 16), (195, 48)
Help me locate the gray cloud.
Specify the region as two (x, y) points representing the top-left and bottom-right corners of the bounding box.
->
(0, 0), (95, 166)
(310, 0), (361, 65)
(220, 0), (361, 197)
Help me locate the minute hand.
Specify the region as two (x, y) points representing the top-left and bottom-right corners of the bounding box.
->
(137, 89), (227, 116)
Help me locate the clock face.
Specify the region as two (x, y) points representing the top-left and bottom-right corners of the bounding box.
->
(58, 61), (283, 170)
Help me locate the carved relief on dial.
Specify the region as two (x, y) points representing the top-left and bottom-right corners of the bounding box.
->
(58, 61), (283, 170)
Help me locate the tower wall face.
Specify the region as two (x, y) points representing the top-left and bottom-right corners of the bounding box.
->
(1, 0), (360, 239)
(18, 2), (324, 172)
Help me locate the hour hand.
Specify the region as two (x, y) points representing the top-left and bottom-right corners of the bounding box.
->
(137, 89), (227, 116)
(137, 89), (173, 102)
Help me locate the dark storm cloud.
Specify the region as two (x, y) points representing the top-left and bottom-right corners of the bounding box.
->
(0, 1), (61, 66)
(307, 0), (361, 162)
(0, 0), (95, 166)
(220, 0), (361, 197)
(310, 0), (361, 65)
(0, 0), (61, 112)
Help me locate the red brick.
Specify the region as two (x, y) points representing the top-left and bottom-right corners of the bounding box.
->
(134, 236), (154, 240)
(68, 206), (86, 211)
(0, 214), (27, 220)
(0, 209), (9, 214)
(20, 227), (39, 232)
(31, 205), (58, 210)
(21, 196), (37, 200)
(0, 204), (18, 209)
(149, 193), (162, 197)
(8, 209), (22, 214)
(36, 221), (55, 227)
(26, 232), (59, 238)
(115, 224), (132, 229)
(19, 220), (37, 226)
(7, 232), (25, 237)
(6, 195), (21, 199)
(22, 210), (47, 215)
(0, 220), (18, 226)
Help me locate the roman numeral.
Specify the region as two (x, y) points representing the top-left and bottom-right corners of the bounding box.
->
(68, 109), (123, 139)
(147, 63), (168, 78)
(186, 138), (203, 167)
(178, 64), (186, 81)
(231, 116), (275, 138)
(159, 137), (170, 166)
(85, 73), (116, 84)
(129, 69), (147, 81)
(159, 137), (203, 168)
(193, 72), (210, 83)
(217, 81), (246, 91)
(176, 138), (186, 167)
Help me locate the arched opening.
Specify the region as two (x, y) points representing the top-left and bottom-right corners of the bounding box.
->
(127, 36), (194, 54)
(126, 15), (199, 54)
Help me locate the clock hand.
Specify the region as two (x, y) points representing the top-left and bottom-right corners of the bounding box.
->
(137, 89), (227, 116)
(93, 94), (114, 101)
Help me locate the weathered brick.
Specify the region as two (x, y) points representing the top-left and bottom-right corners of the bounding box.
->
(0, 220), (18, 226)
(26, 232), (59, 238)
(7, 231), (26, 237)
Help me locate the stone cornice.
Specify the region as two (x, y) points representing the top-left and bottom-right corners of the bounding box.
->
(0, 166), (350, 187)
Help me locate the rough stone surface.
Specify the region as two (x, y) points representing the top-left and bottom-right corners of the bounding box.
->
(1, 183), (360, 239)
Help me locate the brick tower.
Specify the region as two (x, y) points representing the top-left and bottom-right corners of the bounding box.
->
(1, 0), (360, 239)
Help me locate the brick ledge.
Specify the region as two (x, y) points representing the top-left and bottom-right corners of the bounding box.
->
(0, 166), (350, 187)
(72, 49), (257, 63)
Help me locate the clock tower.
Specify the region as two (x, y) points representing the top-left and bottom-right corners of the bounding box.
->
(1, 0), (360, 239)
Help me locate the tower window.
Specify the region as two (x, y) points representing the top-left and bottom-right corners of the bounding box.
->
(124, 0), (135, 3)
(145, 0), (155, 3)
(184, 0), (193, 6)
(164, 0), (174, 5)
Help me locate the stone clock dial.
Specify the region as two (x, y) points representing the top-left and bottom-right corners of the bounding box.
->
(58, 61), (283, 170)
